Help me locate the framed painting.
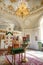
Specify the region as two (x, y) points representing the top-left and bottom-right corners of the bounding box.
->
(35, 36), (38, 41)
(26, 34), (30, 41)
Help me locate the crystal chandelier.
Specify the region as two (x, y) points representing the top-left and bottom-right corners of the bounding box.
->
(15, 2), (30, 18)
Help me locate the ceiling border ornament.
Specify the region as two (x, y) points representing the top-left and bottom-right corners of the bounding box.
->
(15, 2), (30, 18)
(0, 0), (3, 2)
(10, 0), (17, 3)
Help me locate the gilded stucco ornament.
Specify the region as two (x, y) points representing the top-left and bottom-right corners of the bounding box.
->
(8, 5), (14, 11)
(0, 0), (3, 2)
(10, 0), (16, 3)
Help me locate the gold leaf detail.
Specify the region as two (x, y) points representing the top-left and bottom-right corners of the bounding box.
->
(0, 0), (3, 2)
(15, 2), (30, 18)
(10, 0), (16, 3)
(8, 5), (14, 11)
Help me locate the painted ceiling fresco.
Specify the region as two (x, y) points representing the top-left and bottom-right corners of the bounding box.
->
(0, 0), (43, 17)
(0, 0), (43, 30)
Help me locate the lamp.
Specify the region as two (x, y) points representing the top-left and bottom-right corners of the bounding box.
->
(15, 2), (30, 18)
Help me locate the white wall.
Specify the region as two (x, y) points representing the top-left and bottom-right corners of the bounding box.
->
(40, 16), (43, 43)
(23, 27), (41, 50)
(1, 40), (5, 49)
(23, 29), (34, 49)
(31, 27), (40, 50)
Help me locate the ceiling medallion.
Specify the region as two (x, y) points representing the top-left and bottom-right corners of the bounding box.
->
(8, 5), (14, 11)
(15, 2), (30, 18)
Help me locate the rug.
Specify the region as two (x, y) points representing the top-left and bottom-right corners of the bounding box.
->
(26, 50), (43, 62)
(6, 53), (43, 65)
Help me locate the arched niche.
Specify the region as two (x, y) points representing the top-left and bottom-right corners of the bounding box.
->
(39, 15), (43, 43)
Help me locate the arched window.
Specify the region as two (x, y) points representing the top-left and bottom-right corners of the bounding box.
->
(40, 16), (43, 43)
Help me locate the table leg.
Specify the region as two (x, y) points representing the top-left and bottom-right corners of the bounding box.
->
(12, 55), (14, 65)
(19, 54), (20, 61)
(14, 54), (15, 65)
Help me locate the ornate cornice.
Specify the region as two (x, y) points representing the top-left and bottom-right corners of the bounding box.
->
(10, 0), (16, 3)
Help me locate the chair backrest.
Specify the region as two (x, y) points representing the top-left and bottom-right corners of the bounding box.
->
(14, 44), (19, 48)
(8, 46), (12, 53)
